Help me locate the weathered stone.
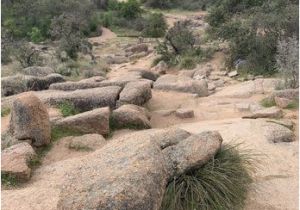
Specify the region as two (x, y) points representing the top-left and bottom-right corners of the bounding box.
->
(69, 134), (107, 151)
(274, 97), (293, 108)
(263, 123), (295, 143)
(193, 67), (212, 80)
(54, 107), (110, 135)
(105, 55), (129, 64)
(23, 66), (55, 77)
(111, 104), (151, 129)
(1, 74), (65, 96)
(154, 75), (208, 96)
(57, 129), (222, 210)
(9, 92), (51, 147)
(175, 109), (195, 118)
(272, 89), (299, 100)
(235, 103), (250, 112)
(1, 142), (36, 181)
(46, 86), (122, 111)
(163, 131), (223, 176)
(133, 69), (160, 81)
(151, 60), (167, 74)
(117, 81), (152, 106)
(266, 119), (294, 130)
(228, 70), (238, 77)
(243, 106), (283, 119)
(49, 81), (104, 91)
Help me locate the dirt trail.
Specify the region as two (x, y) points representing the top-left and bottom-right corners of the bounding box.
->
(1, 11), (298, 210)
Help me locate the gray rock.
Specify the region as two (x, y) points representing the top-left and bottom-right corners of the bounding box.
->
(175, 109), (195, 118)
(274, 97), (293, 108)
(54, 107), (110, 135)
(23, 66), (55, 77)
(1, 142), (36, 181)
(228, 70), (238, 77)
(243, 106), (283, 119)
(151, 61), (168, 74)
(272, 89), (299, 100)
(1, 74), (65, 96)
(235, 103), (250, 112)
(69, 134), (107, 151)
(178, 70), (196, 78)
(57, 129), (222, 210)
(263, 123), (295, 143)
(46, 86), (122, 111)
(154, 75), (208, 96)
(163, 131), (223, 176)
(9, 92), (51, 147)
(117, 81), (152, 106)
(153, 109), (176, 117)
(111, 104), (151, 129)
(49, 79), (106, 91)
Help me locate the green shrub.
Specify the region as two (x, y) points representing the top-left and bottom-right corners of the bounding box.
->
(58, 101), (80, 117)
(51, 126), (84, 142)
(260, 97), (276, 108)
(28, 27), (43, 43)
(142, 13), (167, 38)
(180, 56), (197, 69)
(1, 173), (19, 187)
(14, 41), (43, 68)
(160, 144), (255, 210)
(285, 100), (299, 110)
(119, 0), (142, 19)
(1, 107), (11, 117)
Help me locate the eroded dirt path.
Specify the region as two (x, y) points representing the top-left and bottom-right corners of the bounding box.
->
(1, 10), (298, 210)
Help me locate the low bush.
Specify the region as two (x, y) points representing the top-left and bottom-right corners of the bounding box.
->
(180, 56), (197, 69)
(51, 126), (84, 142)
(1, 107), (11, 117)
(14, 41), (43, 68)
(161, 144), (255, 210)
(142, 13), (167, 38)
(58, 101), (80, 117)
(260, 97), (276, 108)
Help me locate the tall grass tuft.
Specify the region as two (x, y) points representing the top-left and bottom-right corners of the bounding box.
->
(160, 144), (256, 210)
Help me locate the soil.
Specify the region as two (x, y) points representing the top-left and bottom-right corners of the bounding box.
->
(1, 10), (298, 210)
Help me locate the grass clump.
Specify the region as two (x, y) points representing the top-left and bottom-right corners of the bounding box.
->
(160, 144), (255, 210)
(58, 101), (80, 117)
(1, 107), (11, 117)
(285, 100), (299, 110)
(260, 97), (276, 108)
(51, 126), (84, 142)
(1, 173), (19, 187)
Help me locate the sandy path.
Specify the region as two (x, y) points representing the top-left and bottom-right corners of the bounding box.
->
(88, 27), (117, 44)
(1, 10), (298, 210)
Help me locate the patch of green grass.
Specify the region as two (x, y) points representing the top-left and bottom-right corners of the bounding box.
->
(1, 173), (19, 187)
(260, 97), (276, 108)
(58, 101), (80, 117)
(51, 126), (84, 142)
(285, 100), (299, 110)
(160, 144), (256, 210)
(1, 107), (11, 117)
(27, 144), (52, 169)
(180, 56), (197, 69)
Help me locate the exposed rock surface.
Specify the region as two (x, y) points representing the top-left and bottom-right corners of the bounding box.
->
(117, 81), (152, 106)
(46, 86), (122, 111)
(1, 74), (65, 96)
(154, 75), (208, 96)
(263, 123), (295, 143)
(68, 134), (107, 151)
(243, 106), (283, 119)
(1, 142), (36, 181)
(215, 79), (284, 98)
(57, 129), (222, 210)
(111, 104), (151, 129)
(54, 107), (110, 135)
(49, 79), (106, 91)
(274, 97), (293, 108)
(9, 92), (51, 147)
(151, 61), (167, 74)
(175, 109), (195, 118)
